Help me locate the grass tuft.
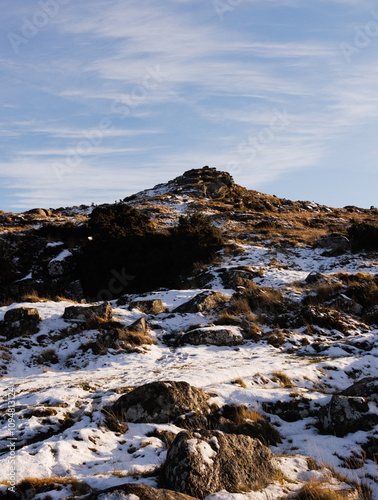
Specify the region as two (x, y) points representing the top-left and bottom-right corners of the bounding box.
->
(272, 371), (294, 388)
(231, 377), (247, 389)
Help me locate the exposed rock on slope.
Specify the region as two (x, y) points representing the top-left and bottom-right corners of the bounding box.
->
(129, 298), (168, 315)
(318, 377), (378, 436)
(164, 429), (277, 499)
(316, 233), (350, 252)
(173, 291), (227, 314)
(0, 307), (41, 339)
(181, 325), (243, 346)
(63, 302), (113, 322)
(220, 266), (262, 290)
(109, 380), (211, 424)
(84, 483), (200, 500)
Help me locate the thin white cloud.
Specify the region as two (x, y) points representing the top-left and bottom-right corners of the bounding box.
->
(18, 147), (147, 156)
(29, 127), (161, 139)
(1, 0), (378, 210)
(0, 158), (171, 210)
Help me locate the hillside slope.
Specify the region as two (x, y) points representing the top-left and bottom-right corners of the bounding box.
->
(0, 167), (377, 499)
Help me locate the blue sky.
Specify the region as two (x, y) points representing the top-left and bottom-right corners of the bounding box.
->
(1, 0), (377, 211)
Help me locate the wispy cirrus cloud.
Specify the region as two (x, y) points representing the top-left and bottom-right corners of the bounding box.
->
(1, 0), (377, 210)
(28, 127), (162, 139)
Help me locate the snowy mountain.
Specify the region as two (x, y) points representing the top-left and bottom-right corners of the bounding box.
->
(0, 167), (377, 499)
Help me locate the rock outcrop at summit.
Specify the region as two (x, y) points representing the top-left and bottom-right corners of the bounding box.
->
(138, 166), (239, 201)
(172, 166), (235, 199)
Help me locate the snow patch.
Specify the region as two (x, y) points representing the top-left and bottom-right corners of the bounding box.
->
(46, 241), (64, 248)
(49, 249), (72, 263)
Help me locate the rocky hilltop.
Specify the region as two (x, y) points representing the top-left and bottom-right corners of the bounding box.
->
(0, 167), (377, 499)
(0, 166), (376, 304)
(138, 166), (237, 199)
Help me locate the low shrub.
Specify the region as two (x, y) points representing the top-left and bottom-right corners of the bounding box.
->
(80, 208), (226, 298)
(348, 221), (378, 251)
(345, 281), (378, 310)
(226, 297), (252, 315)
(170, 212), (226, 263)
(88, 203), (154, 240)
(34, 221), (87, 246)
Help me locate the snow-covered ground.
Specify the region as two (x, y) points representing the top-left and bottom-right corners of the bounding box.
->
(0, 242), (377, 499)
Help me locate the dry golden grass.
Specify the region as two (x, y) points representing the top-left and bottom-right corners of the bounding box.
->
(0, 225), (30, 234)
(272, 371), (294, 388)
(289, 481), (356, 500)
(266, 329), (286, 347)
(14, 476), (90, 497)
(118, 330), (154, 347)
(231, 377), (247, 389)
(54, 295), (80, 303)
(335, 272), (374, 284)
(0, 297), (15, 307)
(84, 314), (115, 330)
(243, 311), (258, 322)
(224, 404), (263, 426)
(102, 407), (128, 434)
(20, 289), (47, 303)
(214, 311), (240, 325)
(225, 206), (377, 247)
(289, 449), (375, 500)
(240, 321), (262, 340)
(214, 306), (262, 340)
(19, 291), (79, 304)
(339, 275), (378, 311)
(268, 258), (286, 269)
(89, 328), (154, 356)
(226, 297), (252, 315)
(193, 261), (208, 271)
(303, 283), (344, 307)
(242, 287), (287, 322)
(297, 305), (350, 334)
(222, 243), (247, 258)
